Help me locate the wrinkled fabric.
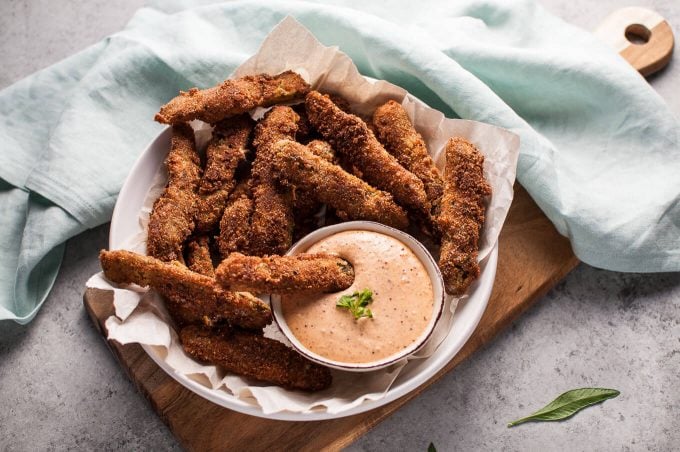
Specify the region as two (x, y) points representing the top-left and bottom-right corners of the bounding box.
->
(1, 0), (679, 323)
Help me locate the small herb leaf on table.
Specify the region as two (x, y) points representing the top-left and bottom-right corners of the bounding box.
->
(507, 388), (620, 427)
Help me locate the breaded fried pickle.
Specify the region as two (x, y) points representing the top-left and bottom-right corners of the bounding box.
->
(327, 93), (352, 113)
(180, 325), (332, 391)
(373, 100), (444, 207)
(147, 124), (201, 262)
(218, 182), (254, 258)
(216, 252), (354, 294)
(155, 71), (310, 125)
(305, 91), (430, 215)
(292, 104), (314, 143)
(272, 140), (409, 229)
(249, 106), (298, 256)
(291, 139), (335, 221)
(306, 139), (335, 164)
(194, 115), (253, 232)
(99, 250), (271, 330)
(437, 137), (491, 295)
(185, 236), (215, 277)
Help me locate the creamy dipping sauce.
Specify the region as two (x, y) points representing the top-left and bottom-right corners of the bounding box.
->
(281, 230), (434, 364)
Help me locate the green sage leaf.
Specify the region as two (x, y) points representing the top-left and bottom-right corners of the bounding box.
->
(427, 443), (437, 452)
(507, 388), (620, 427)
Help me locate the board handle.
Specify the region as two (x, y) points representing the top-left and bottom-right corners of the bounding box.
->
(594, 7), (674, 76)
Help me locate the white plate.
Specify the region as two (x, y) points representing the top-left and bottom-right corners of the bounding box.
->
(109, 106), (498, 422)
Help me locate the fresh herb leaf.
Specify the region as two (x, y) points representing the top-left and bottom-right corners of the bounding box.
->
(507, 388), (620, 427)
(358, 290), (372, 306)
(336, 289), (374, 319)
(337, 295), (353, 308)
(427, 442), (437, 452)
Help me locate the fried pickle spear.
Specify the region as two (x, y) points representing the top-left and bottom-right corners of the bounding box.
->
(373, 100), (444, 208)
(272, 140), (409, 229)
(306, 139), (336, 163)
(327, 93), (352, 113)
(217, 181), (254, 258)
(147, 124), (201, 262)
(216, 252), (354, 294)
(155, 71), (310, 125)
(248, 106), (298, 256)
(437, 137), (491, 295)
(185, 236), (215, 277)
(290, 139), (336, 237)
(99, 250), (271, 330)
(292, 104), (315, 143)
(305, 91), (430, 216)
(194, 115), (253, 232)
(180, 325), (332, 391)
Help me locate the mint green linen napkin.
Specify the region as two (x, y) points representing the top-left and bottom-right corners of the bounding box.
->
(1, 0), (679, 323)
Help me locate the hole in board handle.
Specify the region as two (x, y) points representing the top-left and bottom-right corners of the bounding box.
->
(625, 23), (652, 45)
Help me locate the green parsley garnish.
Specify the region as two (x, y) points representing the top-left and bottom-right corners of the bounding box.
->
(336, 288), (374, 319)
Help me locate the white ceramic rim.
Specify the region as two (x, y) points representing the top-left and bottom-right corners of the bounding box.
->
(108, 84), (498, 421)
(270, 221), (446, 372)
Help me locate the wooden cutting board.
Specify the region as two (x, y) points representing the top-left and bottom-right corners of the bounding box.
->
(83, 9), (673, 451)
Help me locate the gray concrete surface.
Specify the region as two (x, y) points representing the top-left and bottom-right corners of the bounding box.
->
(0, 1), (678, 451)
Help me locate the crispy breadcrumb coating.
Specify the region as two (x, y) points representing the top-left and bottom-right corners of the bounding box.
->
(180, 325), (332, 391)
(216, 252), (354, 294)
(437, 137), (491, 295)
(99, 250), (271, 330)
(185, 236), (215, 277)
(217, 182), (254, 258)
(292, 104), (315, 143)
(147, 124), (201, 262)
(372, 100), (444, 208)
(155, 71), (310, 125)
(327, 93), (352, 113)
(290, 139), (336, 234)
(306, 139), (336, 164)
(272, 140), (409, 229)
(248, 106), (298, 256)
(305, 91), (430, 216)
(194, 115), (253, 232)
